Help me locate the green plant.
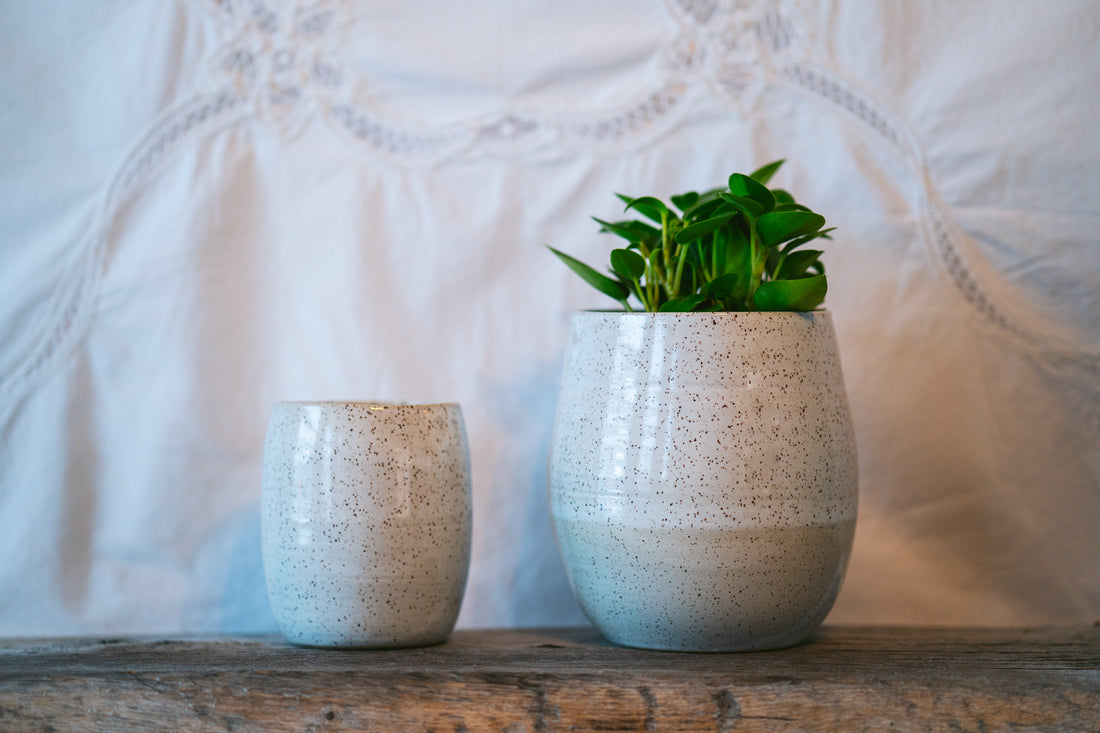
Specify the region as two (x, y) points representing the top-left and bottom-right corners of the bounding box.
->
(548, 160), (834, 312)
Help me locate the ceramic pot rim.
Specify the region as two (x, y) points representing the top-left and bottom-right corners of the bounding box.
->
(271, 400), (460, 410)
(575, 308), (829, 315)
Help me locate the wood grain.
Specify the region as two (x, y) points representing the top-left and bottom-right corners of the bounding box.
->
(1, 626), (1097, 731)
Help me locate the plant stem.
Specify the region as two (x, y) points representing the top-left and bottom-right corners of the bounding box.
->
(673, 243), (689, 295)
(646, 254), (657, 311)
(635, 240), (654, 311)
(661, 210), (674, 298)
(661, 210), (671, 266)
(746, 219), (763, 309)
(773, 251), (786, 281)
(708, 232), (718, 281)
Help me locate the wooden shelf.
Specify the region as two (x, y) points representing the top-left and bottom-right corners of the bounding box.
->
(2, 626), (1098, 731)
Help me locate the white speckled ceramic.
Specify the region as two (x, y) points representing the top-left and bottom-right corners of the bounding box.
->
(548, 311), (858, 652)
(261, 401), (472, 648)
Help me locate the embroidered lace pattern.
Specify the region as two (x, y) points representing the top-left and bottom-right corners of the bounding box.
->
(2, 0), (1096, 424)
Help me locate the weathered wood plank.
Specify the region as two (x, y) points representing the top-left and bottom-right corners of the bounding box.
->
(1, 626), (1097, 731)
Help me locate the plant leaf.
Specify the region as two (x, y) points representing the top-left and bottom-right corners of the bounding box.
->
(614, 194), (661, 224)
(592, 217), (659, 243)
(728, 173), (776, 212)
(773, 202), (810, 212)
(772, 188), (795, 205)
(682, 188), (728, 218)
(702, 273), (740, 299)
(780, 227), (835, 255)
(610, 248), (646, 280)
(674, 213), (735, 243)
(719, 192), (765, 219)
(621, 195), (669, 223)
(775, 249), (823, 280)
(658, 293), (706, 312)
(756, 210), (826, 247)
(683, 197), (729, 223)
(749, 159), (785, 185)
(547, 246), (630, 302)
(753, 274), (827, 311)
(670, 191), (700, 214)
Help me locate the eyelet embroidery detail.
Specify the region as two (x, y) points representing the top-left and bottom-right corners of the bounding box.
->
(207, 0), (344, 138)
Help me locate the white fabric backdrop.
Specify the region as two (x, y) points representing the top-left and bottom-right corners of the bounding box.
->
(1, 0), (1098, 635)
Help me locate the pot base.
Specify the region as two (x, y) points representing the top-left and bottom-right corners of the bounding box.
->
(555, 518), (854, 653)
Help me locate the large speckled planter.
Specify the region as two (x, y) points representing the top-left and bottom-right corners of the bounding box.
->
(262, 401), (472, 648)
(548, 311), (858, 652)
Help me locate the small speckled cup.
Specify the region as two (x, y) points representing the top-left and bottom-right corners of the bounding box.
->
(261, 401), (472, 648)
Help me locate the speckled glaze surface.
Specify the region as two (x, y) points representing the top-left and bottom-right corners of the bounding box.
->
(548, 311), (858, 652)
(261, 401), (471, 648)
